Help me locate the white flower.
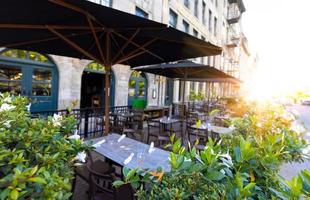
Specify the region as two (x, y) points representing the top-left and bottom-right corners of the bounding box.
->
(0, 103), (16, 112)
(3, 120), (12, 128)
(3, 96), (12, 103)
(290, 121), (306, 134)
(76, 151), (87, 163)
(302, 145), (310, 155)
(26, 103), (31, 112)
(69, 134), (80, 140)
(52, 114), (62, 127)
(282, 111), (295, 121)
(69, 130), (80, 140)
(256, 122), (262, 128)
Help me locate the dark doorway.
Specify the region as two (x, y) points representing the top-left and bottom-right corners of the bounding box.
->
(81, 71), (104, 108)
(165, 78), (174, 106)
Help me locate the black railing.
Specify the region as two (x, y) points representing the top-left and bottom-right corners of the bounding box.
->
(31, 106), (132, 138)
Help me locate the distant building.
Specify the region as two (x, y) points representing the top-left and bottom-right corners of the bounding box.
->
(0, 0), (254, 112)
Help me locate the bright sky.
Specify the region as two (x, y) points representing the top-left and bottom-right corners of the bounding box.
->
(242, 0), (310, 98)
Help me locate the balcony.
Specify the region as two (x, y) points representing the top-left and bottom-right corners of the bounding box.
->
(227, 0), (246, 24)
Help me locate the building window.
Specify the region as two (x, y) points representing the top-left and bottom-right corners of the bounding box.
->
(135, 7), (148, 18)
(190, 82), (195, 91)
(193, 29), (198, 37)
(0, 49), (58, 112)
(169, 9), (178, 28)
(198, 82), (204, 91)
(182, 20), (189, 33)
(208, 10), (212, 33)
(202, 1), (206, 25)
(85, 62), (106, 72)
(92, 0), (111, 7)
(184, 0), (189, 8)
(214, 17), (217, 36)
(194, 0), (199, 17)
(128, 71), (147, 106)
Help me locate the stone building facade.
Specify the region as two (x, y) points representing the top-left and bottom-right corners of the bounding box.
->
(0, 0), (254, 112)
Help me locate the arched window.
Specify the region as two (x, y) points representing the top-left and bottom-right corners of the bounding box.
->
(1, 49), (51, 63)
(0, 49), (58, 112)
(85, 62), (106, 73)
(128, 71), (147, 107)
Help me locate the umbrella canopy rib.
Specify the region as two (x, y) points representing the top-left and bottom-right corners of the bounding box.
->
(46, 26), (101, 63)
(111, 29), (140, 63)
(111, 31), (164, 63)
(115, 38), (158, 64)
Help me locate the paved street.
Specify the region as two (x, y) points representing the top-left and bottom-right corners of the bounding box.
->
(279, 104), (310, 180)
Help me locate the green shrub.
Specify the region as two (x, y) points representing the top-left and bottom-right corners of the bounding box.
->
(188, 90), (205, 102)
(0, 93), (92, 200)
(116, 102), (310, 199)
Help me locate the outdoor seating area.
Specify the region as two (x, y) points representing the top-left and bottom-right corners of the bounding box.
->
(0, 1), (309, 200)
(63, 100), (235, 199)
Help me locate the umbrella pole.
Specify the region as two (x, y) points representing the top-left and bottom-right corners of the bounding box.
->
(104, 68), (110, 135)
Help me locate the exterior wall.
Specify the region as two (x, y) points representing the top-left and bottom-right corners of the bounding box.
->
(112, 64), (131, 106)
(52, 56), (86, 109)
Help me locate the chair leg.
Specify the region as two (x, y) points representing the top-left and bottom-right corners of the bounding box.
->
(147, 126), (150, 144)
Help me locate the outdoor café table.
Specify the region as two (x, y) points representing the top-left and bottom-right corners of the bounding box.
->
(191, 124), (234, 136)
(189, 111), (208, 120)
(214, 115), (230, 120)
(153, 117), (182, 136)
(90, 133), (171, 172)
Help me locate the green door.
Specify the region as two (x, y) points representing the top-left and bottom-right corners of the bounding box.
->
(128, 71), (147, 107)
(0, 49), (58, 112)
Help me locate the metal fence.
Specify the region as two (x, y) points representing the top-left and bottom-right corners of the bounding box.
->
(31, 106), (131, 138)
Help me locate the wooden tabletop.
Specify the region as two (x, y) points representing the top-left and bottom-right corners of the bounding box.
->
(90, 134), (171, 172)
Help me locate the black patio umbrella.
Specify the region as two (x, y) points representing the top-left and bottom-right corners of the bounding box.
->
(0, 0), (222, 134)
(133, 60), (234, 103)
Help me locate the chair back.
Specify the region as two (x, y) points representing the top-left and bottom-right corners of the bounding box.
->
(187, 125), (208, 145)
(186, 112), (198, 126)
(87, 160), (114, 195)
(172, 103), (186, 119)
(132, 109), (144, 129)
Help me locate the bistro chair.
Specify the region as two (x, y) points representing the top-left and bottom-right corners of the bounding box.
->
(147, 118), (170, 149)
(186, 111), (198, 126)
(172, 103), (186, 120)
(122, 109), (144, 141)
(87, 161), (135, 200)
(72, 151), (115, 198)
(187, 125), (209, 151)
